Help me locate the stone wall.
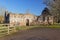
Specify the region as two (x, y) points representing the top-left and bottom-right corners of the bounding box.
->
(5, 11), (36, 26)
(37, 15), (54, 25)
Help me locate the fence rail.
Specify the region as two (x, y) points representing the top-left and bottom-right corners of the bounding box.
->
(0, 24), (16, 37)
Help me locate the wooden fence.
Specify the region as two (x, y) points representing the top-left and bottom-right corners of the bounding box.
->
(0, 24), (16, 37)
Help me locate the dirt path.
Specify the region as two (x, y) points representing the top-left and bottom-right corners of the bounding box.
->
(0, 28), (60, 40)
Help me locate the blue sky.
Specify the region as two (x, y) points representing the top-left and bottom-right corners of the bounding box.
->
(0, 0), (46, 16)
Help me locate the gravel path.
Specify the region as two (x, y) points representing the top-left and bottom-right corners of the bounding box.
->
(0, 28), (60, 40)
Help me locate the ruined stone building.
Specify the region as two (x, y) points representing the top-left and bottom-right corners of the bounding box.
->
(4, 11), (37, 26)
(37, 8), (54, 25)
(4, 8), (54, 26)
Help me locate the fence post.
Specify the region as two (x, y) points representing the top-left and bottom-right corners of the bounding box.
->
(14, 26), (16, 32)
(8, 26), (9, 34)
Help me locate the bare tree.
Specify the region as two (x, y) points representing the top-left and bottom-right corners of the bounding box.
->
(0, 6), (6, 16)
(43, 0), (60, 23)
(0, 6), (6, 23)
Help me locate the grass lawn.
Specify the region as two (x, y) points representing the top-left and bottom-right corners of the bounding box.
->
(0, 24), (60, 31)
(16, 24), (60, 31)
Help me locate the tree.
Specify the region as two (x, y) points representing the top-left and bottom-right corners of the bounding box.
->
(43, 0), (60, 23)
(0, 6), (6, 23)
(0, 6), (6, 16)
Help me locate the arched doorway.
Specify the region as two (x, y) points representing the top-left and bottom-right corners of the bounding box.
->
(26, 19), (29, 26)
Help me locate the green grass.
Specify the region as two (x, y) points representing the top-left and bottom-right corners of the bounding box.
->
(16, 26), (37, 30)
(16, 24), (60, 31)
(0, 24), (60, 31)
(47, 24), (60, 28)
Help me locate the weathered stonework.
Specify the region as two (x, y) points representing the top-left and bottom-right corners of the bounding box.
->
(5, 11), (37, 26)
(37, 8), (54, 25)
(4, 8), (54, 26)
